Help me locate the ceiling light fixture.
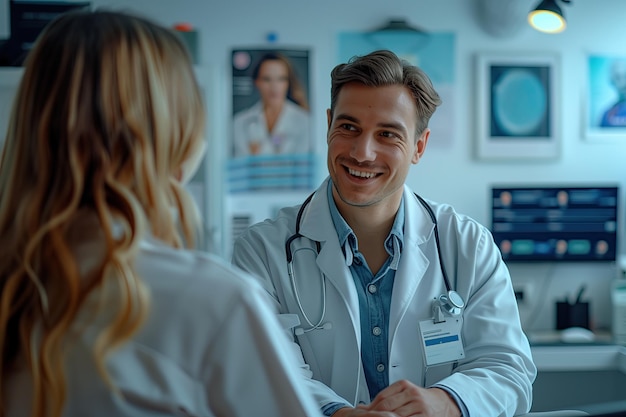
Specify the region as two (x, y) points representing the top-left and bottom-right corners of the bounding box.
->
(528, 0), (572, 34)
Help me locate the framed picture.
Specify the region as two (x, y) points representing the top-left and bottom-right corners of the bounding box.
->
(228, 48), (315, 193)
(586, 54), (626, 141)
(476, 53), (560, 160)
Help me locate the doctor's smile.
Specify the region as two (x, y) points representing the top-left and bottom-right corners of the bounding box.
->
(347, 167), (379, 179)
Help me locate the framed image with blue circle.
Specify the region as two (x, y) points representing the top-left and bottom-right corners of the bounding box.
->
(476, 53), (560, 160)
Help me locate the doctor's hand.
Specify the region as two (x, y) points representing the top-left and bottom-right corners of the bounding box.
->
(363, 380), (461, 417)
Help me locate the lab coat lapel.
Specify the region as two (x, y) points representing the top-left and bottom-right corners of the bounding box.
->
(315, 238), (360, 329)
(299, 180), (361, 332)
(388, 188), (434, 343)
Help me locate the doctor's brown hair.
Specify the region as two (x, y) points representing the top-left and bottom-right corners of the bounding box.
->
(0, 10), (205, 417)
(329, 49), (442, 137)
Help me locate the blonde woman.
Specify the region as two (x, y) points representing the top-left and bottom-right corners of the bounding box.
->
(0, 10), (319, 417)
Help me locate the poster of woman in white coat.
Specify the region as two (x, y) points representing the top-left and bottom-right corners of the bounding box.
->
(229, 48), (315, 195)
(232, 50), (311, 157)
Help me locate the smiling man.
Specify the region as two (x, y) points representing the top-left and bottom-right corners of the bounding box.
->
(232, 50), (536, 417)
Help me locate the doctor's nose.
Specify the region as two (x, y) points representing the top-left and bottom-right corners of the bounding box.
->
(350, 134), (377, 163)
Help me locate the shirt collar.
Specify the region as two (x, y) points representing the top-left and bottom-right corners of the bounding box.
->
(327, 180), (404, 267)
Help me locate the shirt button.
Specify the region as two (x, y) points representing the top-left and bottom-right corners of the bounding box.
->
(376, 363), (385, 372)
(368, 284), (377, 294)
(372, 326), (382, 336)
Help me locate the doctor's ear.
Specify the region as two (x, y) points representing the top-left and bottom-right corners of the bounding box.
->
(412, 129), (429, 164)
(326, 109), (332, 129)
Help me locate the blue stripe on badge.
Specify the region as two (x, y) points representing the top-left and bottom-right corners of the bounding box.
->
(425, 335), (459, 346)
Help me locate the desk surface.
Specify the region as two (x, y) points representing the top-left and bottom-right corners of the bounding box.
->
(529, 330), (615, 346)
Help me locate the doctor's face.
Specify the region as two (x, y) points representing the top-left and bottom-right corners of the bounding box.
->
(326, 82), (428, 210)
(254, 60), (289, 108)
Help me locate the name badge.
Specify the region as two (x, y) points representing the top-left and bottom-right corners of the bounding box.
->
(418, 317), (465, 366)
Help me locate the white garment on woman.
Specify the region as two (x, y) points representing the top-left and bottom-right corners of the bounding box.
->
(6, 236), (320, 417)
(232, 100), (310, 157)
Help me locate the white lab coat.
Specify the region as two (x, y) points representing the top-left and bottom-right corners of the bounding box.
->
(232, 178), (537, 417)
(6, 236), (321, 417)
(232, 100), (310, 157)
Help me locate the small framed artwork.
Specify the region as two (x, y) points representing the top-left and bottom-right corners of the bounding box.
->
(586, 54), (626, 141)
(476, 53), (560, 160)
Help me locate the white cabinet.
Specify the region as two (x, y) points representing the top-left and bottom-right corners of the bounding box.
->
(531, 345), (626, 413)
(0, 66), (220, 254)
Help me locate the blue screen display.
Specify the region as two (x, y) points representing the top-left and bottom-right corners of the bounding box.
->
(490, 186), (619, 262)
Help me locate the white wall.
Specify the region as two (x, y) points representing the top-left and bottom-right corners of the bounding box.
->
(82, 0), (626, 225)
(4, 0), (626, 332)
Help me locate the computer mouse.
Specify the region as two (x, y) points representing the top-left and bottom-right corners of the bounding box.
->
(560, 326), (595, 343)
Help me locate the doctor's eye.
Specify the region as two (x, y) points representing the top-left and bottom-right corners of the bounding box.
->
(339, 123), (358, 132)
(380, 130), (399, 138)
(379, 130), (403, 141)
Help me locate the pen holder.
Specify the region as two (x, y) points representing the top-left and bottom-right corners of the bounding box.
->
(556, 301), (590, 330)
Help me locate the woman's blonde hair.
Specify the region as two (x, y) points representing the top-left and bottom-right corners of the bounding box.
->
(0, 10), (205, 417)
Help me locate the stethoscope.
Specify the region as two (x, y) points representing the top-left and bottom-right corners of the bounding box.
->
(286, 191), (465, 335)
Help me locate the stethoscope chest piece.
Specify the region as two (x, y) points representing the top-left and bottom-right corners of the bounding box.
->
(437, 290), (464, 317)
(432, 291), (464, 323)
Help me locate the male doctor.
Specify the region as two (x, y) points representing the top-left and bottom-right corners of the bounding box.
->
(232, 50), (536, 417)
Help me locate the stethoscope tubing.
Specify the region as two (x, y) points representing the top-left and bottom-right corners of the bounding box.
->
(413, 193), (453, 293)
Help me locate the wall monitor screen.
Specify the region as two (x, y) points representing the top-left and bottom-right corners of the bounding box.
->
(491, 186), (619, 262)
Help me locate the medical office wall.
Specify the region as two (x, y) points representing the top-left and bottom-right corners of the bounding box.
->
(2, 0), (626, 331)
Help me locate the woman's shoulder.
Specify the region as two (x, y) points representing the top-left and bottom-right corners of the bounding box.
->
(136, 239), (261, 307)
